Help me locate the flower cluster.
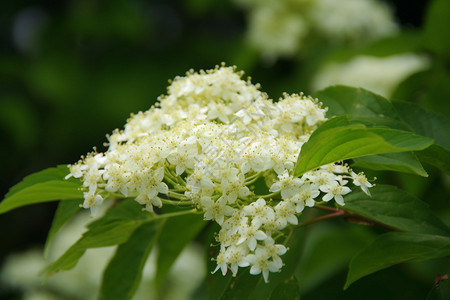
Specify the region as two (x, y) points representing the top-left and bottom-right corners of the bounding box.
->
(67, 65), (373, 282)
(234, 0), (398, 61)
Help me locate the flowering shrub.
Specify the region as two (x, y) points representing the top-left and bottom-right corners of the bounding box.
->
(1, 64), (449, 299)
(66, 66), (375, 282)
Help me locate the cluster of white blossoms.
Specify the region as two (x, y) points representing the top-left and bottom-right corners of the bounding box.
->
(234, 0), (398, 61)
(67, 65), (373, 282)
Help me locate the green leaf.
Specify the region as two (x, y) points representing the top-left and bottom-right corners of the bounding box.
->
(392, 101), (450, 173)
(315, 86), (408, 130)
(44, 200), (154, 277)
(417, 145), (450, 174)
(352, 152), (428, 177)
(99, 221), (164, 300)
(269, 276), (301, 300)
(294, 116), (433, 176)
(427, 275), (449, 300)
(423, 0), (450, 58)
(246, 229), (307, 300)
(0, 165), (82, 214)
(295, 224), (375, 293)
(344, 185), (450, 235)
(345, 232), (450, 289)
(154, 213), (206, 288)
(44, 198), (83, 258)
(211, 229), (307, 300)
(218, 270), (262, 300)
(392, 101), (450, 149)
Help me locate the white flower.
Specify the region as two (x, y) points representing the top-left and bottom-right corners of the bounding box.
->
(270, 170), (303, 200)
(320, 181), (351, 206)
(200, 196), (235, 225)
(237, 222), (268, 251)
(351, 171), (373, 196)
(274, 200), (298, 229)
(242, 198), (275, 228)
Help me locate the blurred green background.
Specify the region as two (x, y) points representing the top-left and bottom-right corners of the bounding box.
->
(1, 0), (449, 299)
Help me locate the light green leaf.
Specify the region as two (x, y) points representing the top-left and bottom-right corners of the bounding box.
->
(269, 276), (301, 300)
(0, 165), (82, 214)
(44, 198), (83, 258)
(99, 221), (164, 300)
(344, 185), (450, 235)
(352, 152), (428, 177)
(294, 116), (433, 176)
(345, 232), (450, 289)
(44, 200), (154, 277)
(154, 213), (206, 289)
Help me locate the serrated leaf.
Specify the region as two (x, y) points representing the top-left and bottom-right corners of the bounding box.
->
(99, 220), (164, 300)
(269, 276), (301, 300)
(345, 232), (450, 289)
(0, 165), (82, 214)
(344, 185), (450, 235)
(352, 152), (428, 177)
(44, 198), (83, 258)
(295, 116), (433, 176)
(44, 200), (154, 277)
(154, 213), (206, 288)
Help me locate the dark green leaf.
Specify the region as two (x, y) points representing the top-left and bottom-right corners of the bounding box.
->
(295, 224), (375, 293)
(344, 185), (450, 235)
(427, 275), (449, 300)
(392, 101), (450, 149)
(218, 270), (261, 300)
(315, 86), (408, 130)
(99, 221), (164, 300)
(345, 232), (450, 289)
(44, 198), (83, 258)
(417, 145), (450, 174)
(155, 213), (206, 288)
(269, 276), (300, 300)
(423, 0), (450, 58)
(352, 152), (428, 177)
(246, 229), (306, 300)
(0, 165), (82, 214)
(295, 116), (433, 176)
(44, 200), (154, 277)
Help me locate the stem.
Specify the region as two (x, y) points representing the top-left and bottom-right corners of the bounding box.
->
(161, 199), (193, 206)
(151, 208), (199, 220)
(294, 209), (346, 228)
(315, 204), (340, 212)
(167, 191), (188, 200)
(254, 191), (280, 199)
